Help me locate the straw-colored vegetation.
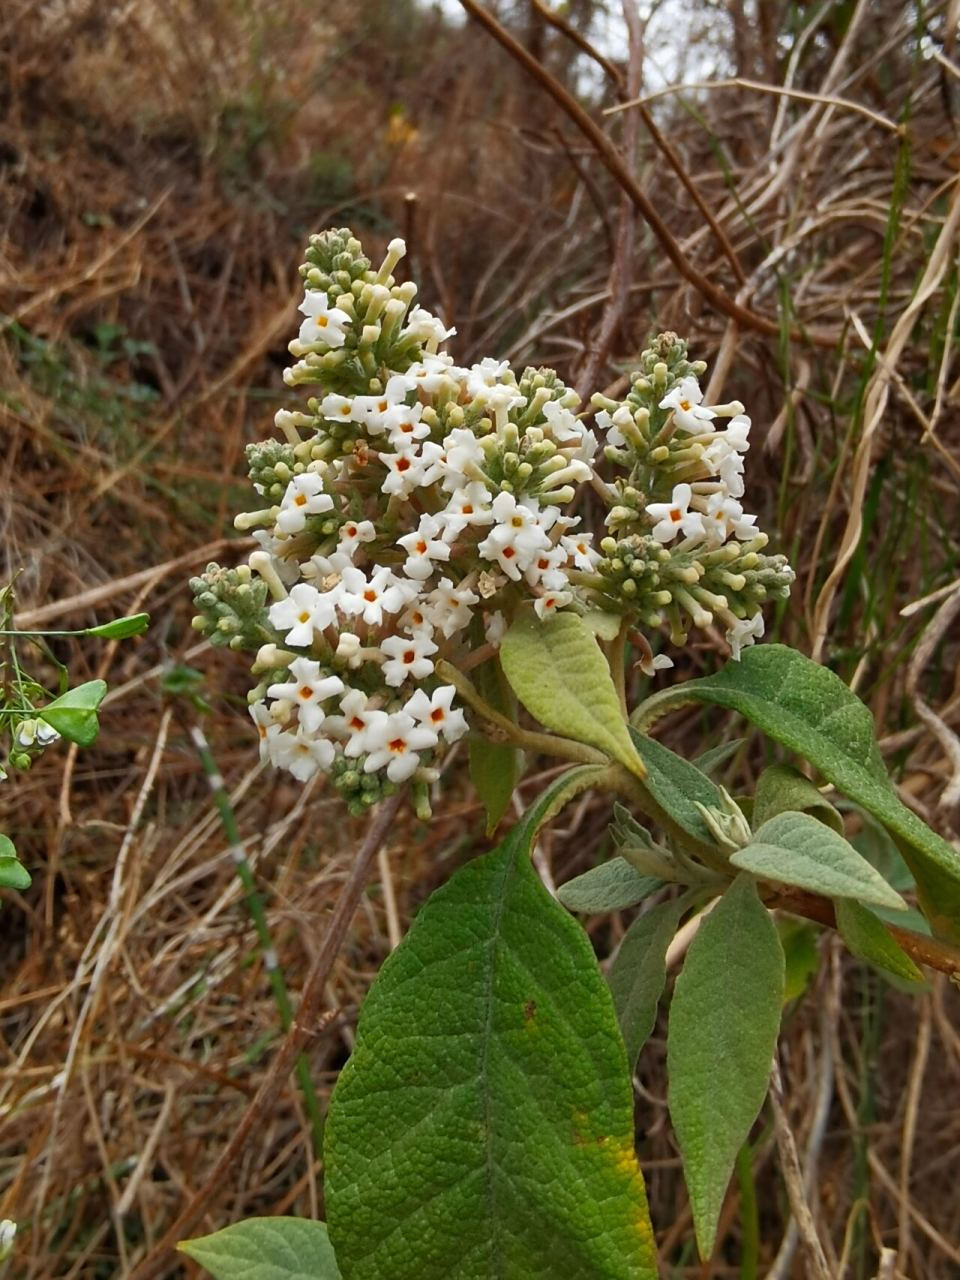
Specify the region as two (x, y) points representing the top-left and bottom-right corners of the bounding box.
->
(1, 1), (958, 1275)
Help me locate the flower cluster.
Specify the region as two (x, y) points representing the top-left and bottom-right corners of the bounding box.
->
(192, 231), (793, 804)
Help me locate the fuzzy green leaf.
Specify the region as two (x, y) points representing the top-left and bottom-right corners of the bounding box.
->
(629, 729), (724, 845)
(835, 900), (925, 984)
(84, 612), (150, 639)
(37, 679), (107, 747)
(752, 764), (843, 833)
(500, 612), (645, 778)
(468, 658), (523, 836)
(609, 896), (686, 1069)
(731, 811), (906, 911)
(325, 767), (656, 1280)
(668, 876), (784, 1259)
(558, 858), (663, 913)
(646, 646), (960, 940)
(178, 1217), (341, 1279)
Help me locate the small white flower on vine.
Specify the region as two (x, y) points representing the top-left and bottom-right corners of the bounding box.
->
(267, 659), (345, 733)
(298, 292), (351, 349)
(660, 377), (717, 433)
(463, 357), (510, 396)
(596, 405), (634, 448)
(380, 447), (427, 498)
(409, 354), (458, 395)
(397, 515), (452, 581)
(703, 492), (757, 545)
(646, 484), (706, 544)
(380, 631), (439, 686)
(363, 711), (438, 782)
(524, 544), (568, 590)
(727, 612), (765, 660)
(269, 582), (340, 646)
(440, 428), (487, 491)
(638, 652), (675, 678)
(403, 686), (468, 742)
(478, 493), (552, 579)
(484, 611), (507, 646)
(276, 473), (334, 535)
(541, 400), (581, 442)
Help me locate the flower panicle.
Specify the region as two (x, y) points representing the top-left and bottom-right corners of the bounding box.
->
(192, 233), (793, 799)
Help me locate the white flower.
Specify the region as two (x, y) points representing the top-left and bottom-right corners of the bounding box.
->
(271, 727), (336, 781)
(249, 699), (291, 761)
(403, 305), (456, 346)
(337, 518), (377, 556)
(298, 292), (351, 349)
(332, 691), (389, 759)
(561, 532), (600, 571)
(638, 652), (674, 677)
(659, 377), (717, 433)
(534, 590), (573, 618)
(425, 577), (479, 638)
(463, 357), (511, 397)
(319, 393), (358, 423)
(276, 473), (334, 535)
(267, 658), (344, 733)
(646, 484), (706, 544)
(384, 401), (429, 448)
(437, 482), (495, 542)
(478, 492), (552, 579)
(408, 354), (458, 395)
(403, 685), (468, 742)
(380, 631), (439, 686)
(363, 711), (438, 781)
(541, 399), (581, 442)
(398, 599), (435, 636)
(16, 718), (60, 749)
(397, 515), (451, 581)
(440, 427), (487, 491)
(524, 540), (568, 585)
(596, 405), (634, 447)
(339, 567), (414, 626)
(269, 582), (340, 646)
(703, 492), (757, 545)
(727, 613), (765, 660)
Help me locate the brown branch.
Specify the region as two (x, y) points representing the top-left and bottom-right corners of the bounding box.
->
(458, 0), (833, 345)
(128, 790), (407, 1280)
(766, 887), (960, 979)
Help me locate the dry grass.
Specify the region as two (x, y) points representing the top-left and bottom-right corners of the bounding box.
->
(1, 1), (959, 1276)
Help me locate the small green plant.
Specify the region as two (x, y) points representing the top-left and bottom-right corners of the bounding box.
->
(185, 229), (960, 1277)
(0, 581), (148, 890)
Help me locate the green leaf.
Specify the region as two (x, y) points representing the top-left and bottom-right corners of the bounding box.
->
(835, 900), (925, 985)
(500, 612), (645, 778)
(0, 855), (31, 891)
(179, 1217), (341, 1279)
(730, 811), (906, 911)
(628, 729), (723, 846)
(668, 875), (784, 1259)
(752, 764), (843, 834)
(692, 739), (746, 778)
(84, 612), (150, 639)
(582, 609), (624, 642)
(325, 767), (657, 1280)
(779, 921), (820, 1003)
(37, 679), (107, 747)
(0, 835), (15, 859)
(468, 658), (523, 836)
(558, 857), (662, 913)
(609, 896), (687, 1069)
(642, 646), (960, 940)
